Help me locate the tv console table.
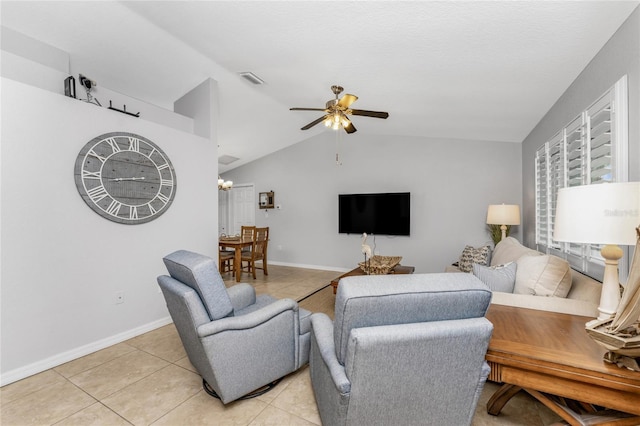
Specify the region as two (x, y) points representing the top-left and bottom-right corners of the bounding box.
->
(485, 304), (640, 425)
(330, 265), (415, 294)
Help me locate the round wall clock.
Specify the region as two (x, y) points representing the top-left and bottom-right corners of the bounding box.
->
(74, 132), (177, 224)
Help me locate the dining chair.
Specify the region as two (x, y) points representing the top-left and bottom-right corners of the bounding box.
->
(218, 247), (234, 273)
(242, 227), (269, 279)
(240, 226), (257, 253)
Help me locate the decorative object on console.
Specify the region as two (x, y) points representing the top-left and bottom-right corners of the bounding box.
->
(458, 245), (491, 273)
(64, 76), (76, 98)
(360, 233), (372, 273)
(359, 255), (402, 275)
(487, 204), (521, 243)
(218, 176), (233, 191)
(259, 191), (274, 209)
(554, 182), (640, 370)
(79, 74), (101, 106)
(290, 85), (389, 134)
(108, 100), (140, 117)
(74, 132), (176, 224)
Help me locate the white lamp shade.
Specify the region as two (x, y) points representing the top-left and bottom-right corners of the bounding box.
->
(486, 204), (521, 225)
(553, 182), (640, 246)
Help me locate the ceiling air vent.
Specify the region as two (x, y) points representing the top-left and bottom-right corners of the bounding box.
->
(218, 155), (240, 165)
(238, 72), (265, 85)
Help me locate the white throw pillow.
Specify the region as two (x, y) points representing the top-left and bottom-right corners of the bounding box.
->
(514, 254), (572, 297)
(473, 262), (517, 293)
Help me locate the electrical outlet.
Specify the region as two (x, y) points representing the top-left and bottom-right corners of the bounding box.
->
(115, 291), (125, 304)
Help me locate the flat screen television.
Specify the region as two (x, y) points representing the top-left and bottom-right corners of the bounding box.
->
(338, 192), (410, 236)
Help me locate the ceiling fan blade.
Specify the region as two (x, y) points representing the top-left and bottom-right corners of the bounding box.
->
(301, 115), (328, 130)
(290, 107), (328, 112)
(337, 94), (358, 109)
(344, 120), (357, 134)
(349, 109), (389, 119)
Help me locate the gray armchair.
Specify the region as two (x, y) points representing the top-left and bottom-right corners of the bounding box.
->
(157, 250), (312, 404)
(310, 273), (493, 426)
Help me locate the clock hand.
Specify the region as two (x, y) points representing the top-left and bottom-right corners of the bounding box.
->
(107, 177), (146, 182)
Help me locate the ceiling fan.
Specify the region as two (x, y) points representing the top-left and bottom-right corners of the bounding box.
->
(290, 85), (389, 134)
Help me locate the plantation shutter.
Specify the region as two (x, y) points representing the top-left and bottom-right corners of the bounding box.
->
(535, 145), (548, 246)
(547, 132), (565, 251)
(534, 76), (628, 281)
(587, 91), (614, 185)
(583, 91), (615, 275)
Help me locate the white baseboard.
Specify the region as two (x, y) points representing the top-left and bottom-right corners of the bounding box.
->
(1, 264), (345, 386)
(1, 316), (173, 387)
(268, 260), (349, 273)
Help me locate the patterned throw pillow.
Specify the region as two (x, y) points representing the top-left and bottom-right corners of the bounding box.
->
(458, 245), (491, 273)
(473, 262), (517, 293)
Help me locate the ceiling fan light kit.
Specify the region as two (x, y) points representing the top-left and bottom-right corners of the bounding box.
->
(218, 176), (233, 191)
(290, 85), (389, 134)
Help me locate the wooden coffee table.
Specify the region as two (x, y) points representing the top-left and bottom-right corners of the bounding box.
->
(485, 304), (640, 425)
(330, 265), (415, 294)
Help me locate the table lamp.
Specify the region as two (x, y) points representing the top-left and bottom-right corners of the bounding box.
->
(487, 204), (521, 241)
(553, 182), (640, 321)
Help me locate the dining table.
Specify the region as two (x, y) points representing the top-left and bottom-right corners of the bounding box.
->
(219, 237), (254, 282)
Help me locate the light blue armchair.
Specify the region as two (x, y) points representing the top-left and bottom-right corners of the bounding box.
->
(309, 273), (494, 426)
(157, 250), (312, 404)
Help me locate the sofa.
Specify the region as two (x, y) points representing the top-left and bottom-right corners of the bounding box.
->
(446, 237), (601, 318)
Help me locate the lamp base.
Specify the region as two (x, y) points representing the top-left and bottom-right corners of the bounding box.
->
(597, 244), (623, 321)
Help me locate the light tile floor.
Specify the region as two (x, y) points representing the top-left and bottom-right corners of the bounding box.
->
(1, 265), (563, 425)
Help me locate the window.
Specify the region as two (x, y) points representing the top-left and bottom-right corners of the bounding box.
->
(535, 76), (629, 281)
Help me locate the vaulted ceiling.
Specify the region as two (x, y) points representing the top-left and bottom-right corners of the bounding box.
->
(2, 1), (638, 172)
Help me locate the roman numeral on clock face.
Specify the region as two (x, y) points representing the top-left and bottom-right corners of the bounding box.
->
(128, 137), (140, 152)
(156, 193), (170, 205)
(106, 200), (122, 216)
(88, 150), (107, 163)
(105, 137), (121, 153)
(82, 170), (101, 180)
(87, 185), (109, 203)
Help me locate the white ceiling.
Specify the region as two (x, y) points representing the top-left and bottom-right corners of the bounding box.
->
(2, 1), (638, 172)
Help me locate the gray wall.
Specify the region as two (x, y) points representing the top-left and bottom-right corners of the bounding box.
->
(222, 131), (522, 273)
(522, 6), (640, 248)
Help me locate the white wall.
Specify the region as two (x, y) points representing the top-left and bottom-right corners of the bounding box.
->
(1, 26), (194, 134)
(0, 79), (218, 384)
(521, 6), (640, 248)
(222, 131), (522, 273)
(174, 78), (219, 140)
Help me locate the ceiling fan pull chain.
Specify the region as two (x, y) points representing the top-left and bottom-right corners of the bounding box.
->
(335, 131), (342, 166)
